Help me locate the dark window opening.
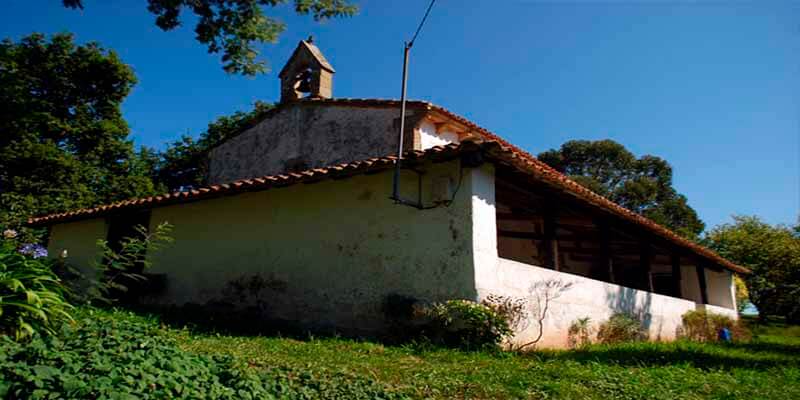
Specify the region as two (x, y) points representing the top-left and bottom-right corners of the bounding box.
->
(105, 210), (152, 303)
(652, 273), (679, 297)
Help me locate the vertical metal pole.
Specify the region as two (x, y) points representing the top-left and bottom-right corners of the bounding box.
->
(392, 42), (411, 202)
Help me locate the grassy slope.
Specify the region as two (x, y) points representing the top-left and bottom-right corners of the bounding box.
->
(114, 310), (799, 399)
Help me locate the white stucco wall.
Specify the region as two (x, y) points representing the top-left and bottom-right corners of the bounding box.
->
(417, 120), (459, 150)
(142, 160), (478, 334)
(490, 259), (701, 348)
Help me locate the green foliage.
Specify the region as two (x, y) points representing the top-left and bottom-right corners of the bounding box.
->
(538, 139), (705, 239)
(734, 274), (750, 313)
(0, 241), (73, 340)
(0, 33), (159, 236)
(77, 222), (174, 304)
(421, 299), (513, 349)
(0, 308), (409, 399)
(705, 215), (800, 323)
(596, 313), (647, 344)
(567, 317), (593, 349)
(680, 310), (751, 343)
(63, 0), (358, 76)
(152, 101), (274, 191)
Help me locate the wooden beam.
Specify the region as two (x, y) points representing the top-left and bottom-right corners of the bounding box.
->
(597, 220), (614, 283)
(696, 264), (709, 304)
(671, 253), (682, 298)
(640, 242), (653, 292)
(497, 231), (606, 243)
(542, 205), (560, 271)
(496, 212), (539, 221)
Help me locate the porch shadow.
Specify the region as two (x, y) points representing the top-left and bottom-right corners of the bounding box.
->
(604, 284), (653, 331)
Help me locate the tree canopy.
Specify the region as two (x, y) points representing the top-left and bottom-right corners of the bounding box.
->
(705, 216), (800, 323)
(537, 140), (705, 239)
(0, 33), (158, 237)
(62, 0), (358, 76)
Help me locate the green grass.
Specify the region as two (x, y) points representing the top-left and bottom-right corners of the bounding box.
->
(100, 309), (800, 399)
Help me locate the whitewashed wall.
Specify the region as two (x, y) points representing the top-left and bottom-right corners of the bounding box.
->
(490, 259), (702, 348)
(145, 160), (480, 334)
(417, 120), (459, 150)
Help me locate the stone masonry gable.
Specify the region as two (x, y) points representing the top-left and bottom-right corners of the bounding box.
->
(207, 102), (425, 185)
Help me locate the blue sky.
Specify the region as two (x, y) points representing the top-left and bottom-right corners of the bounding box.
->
(2, 0), (798, 231)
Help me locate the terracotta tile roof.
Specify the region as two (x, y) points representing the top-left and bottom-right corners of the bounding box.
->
(26, 144), (462, 226)
(28, 98), (748, 274)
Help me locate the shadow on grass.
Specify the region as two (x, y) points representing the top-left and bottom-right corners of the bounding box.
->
(107, 303), (800, 372)
(121, 302), (353, 341)
(116, 303), (444, 348)
(533, 339), (800, 371)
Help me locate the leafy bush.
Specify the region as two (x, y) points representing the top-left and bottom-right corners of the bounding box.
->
(567, 317), (593, 349)
(0, 308), (409, 399)
(597, 313), (647, 344)
(0, 240), (73, 340)
(481, 294), (528, 332)
(421, 299), (513, 349)
(58, 222), (174, 305)
(681, 309), (751, 342)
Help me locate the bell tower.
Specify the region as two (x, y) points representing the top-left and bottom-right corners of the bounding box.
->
(278, 37), (335, 103)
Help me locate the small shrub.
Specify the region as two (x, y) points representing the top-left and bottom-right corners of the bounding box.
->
(481, 294), (528, 332)
(567, 317), (593, 349)
(422, 299), (512, 349)
(72, 222), (174, 304)
(0, 239), (73, 340)
(681, 309), (751, 342)
(597, 313), (647, 344)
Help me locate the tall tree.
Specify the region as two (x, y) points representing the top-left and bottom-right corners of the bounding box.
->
(152, 101), (274, 191)
(0, 33), (158, 236)
(62, 0), (358, 76)
(706, 216), (800, 323)
(538, 139), (705, 239)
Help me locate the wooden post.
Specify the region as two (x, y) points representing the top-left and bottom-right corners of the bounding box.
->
(598, 221), (614, 283)
(671, 253), (683, 298)
(640, 241), (653, 292)
(696, 263), (709, 304)
(543, 211), (560, 271)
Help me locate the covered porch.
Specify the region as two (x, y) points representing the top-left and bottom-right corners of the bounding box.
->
(492, 165), (737, 314)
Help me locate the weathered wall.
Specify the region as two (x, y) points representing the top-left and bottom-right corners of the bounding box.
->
(490, 258), (704, 348)
(47, 218), (107, 273)
(145, 160), (477, 335)
(208, 104), (424, 185)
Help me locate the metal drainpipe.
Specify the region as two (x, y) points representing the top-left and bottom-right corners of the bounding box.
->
(391, 42), (412, 204)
